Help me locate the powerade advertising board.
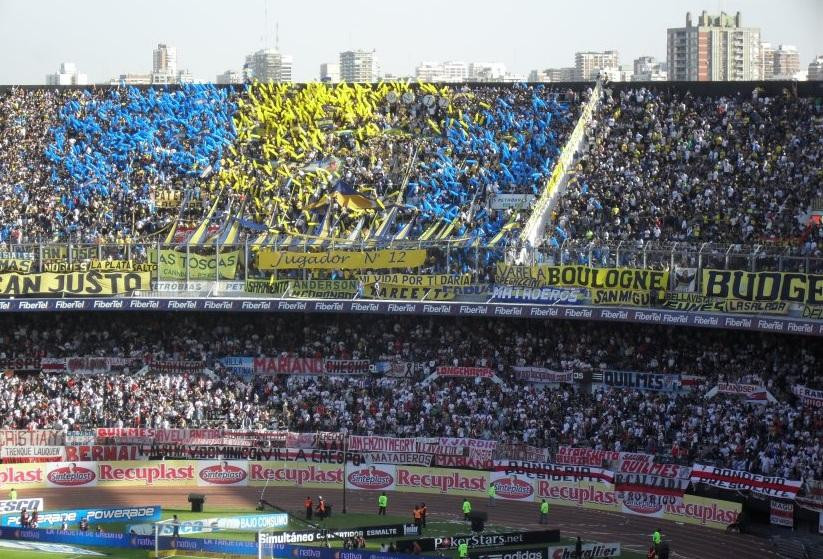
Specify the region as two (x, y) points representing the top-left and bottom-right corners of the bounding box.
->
(1, 505), (161, 528)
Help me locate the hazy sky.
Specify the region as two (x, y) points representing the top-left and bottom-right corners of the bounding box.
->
(0, 0), (821, 83)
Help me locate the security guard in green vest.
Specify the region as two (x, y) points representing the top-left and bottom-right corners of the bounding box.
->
(8, 488), (16, 501)
(539, 499), (549, 524)
(458, 541), (469, 559)
(487, 484), (496, 506)
(462, 498), (472, 521)
(378, 492), (388, 515)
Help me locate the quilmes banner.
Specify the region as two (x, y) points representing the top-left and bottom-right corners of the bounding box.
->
(0, 272), (150, 296)
(152, 250), (240, 281)
(1, 505), (161, 528)
(495, 264), (668, 291)
(257, 249), (427, 270)
(590, 370), (680, 392)
(702, 270), (823, 305)
(690, 464), (803, 499)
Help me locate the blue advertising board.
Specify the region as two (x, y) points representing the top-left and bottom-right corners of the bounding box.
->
(1, 505), (161, 528)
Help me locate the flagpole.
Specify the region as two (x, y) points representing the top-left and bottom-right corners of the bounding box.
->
(342, 434), (348, 514)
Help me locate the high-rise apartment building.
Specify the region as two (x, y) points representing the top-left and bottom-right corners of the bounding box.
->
(319, 63), (340, 83)
(809, 56), (823, 81)
(153, 44), (177, 76)
(339, 50), (380, 83)
(667, 11), (760, 81)
(245, 49), (293, 82)
(46, 62), (88, 86)
(574, 51), (619, 81)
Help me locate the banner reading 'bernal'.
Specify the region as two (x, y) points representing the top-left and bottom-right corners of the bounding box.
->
(258, 249), (426, 270)
(702, 270), (823, 305)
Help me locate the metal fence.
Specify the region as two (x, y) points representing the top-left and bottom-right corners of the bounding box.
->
(2, 239), (822, 292)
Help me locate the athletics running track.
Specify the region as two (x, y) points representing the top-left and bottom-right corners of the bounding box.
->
(27, 486), (777, 559)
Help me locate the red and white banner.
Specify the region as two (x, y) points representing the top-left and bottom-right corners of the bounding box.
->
(555, 446), (619, 467)
(493, 460), (614, 484)
(39, 358), (67, 372)
(706, 383), (775, 403)
(770, 500), (794, 527)
(0, 430), (65, 448)
(0, 446), (65, 463)
(614, 461), (691, 496)
(323, 360), (370, 375)
(793, 385), (823, 408)
(513, 367), (574, 384)
(253, 356), (325, 376)
(432, 455), (492, 470)
(691, 464), (803, 499)
(437, 437), (497, 451)
(64, 445), (145, 462)
(65, 356), (137, 375)
(435, 366), (494, 378)
(145, 358), (205, 374)
(494, 443), (549, 462)
(348, 436), (416, 452)
(95, 428), (225, 445)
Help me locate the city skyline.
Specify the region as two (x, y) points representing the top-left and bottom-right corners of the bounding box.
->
(0, 0), (821, 84)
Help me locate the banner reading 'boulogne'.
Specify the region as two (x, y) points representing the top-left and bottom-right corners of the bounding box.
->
(495, 264), (668, 291)
(258, 249), (427, 270)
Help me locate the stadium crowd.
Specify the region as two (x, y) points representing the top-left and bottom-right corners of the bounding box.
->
(0, 314), (819, 481)
(0, 83), (578, 249)
(550, 87), (823, 250)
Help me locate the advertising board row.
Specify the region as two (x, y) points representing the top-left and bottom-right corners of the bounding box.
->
(0, 459), (741, 530)
(0, 297), (819, 336)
